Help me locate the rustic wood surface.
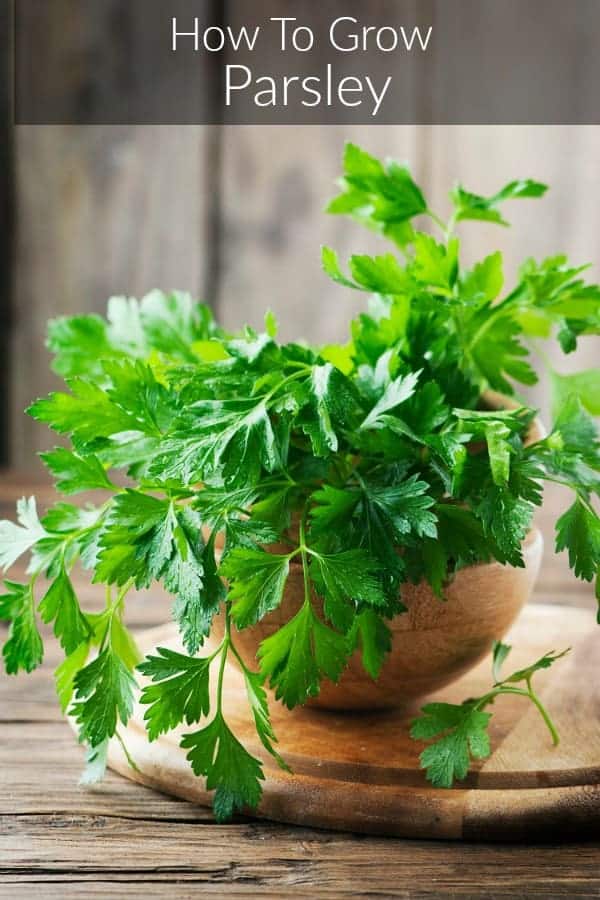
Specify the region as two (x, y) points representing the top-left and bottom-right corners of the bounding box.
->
(10, 121), (600, 466)
(1, 473), (600, 896)
(110, 602), (600, 841)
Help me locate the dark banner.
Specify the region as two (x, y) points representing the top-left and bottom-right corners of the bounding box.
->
(13, 0), (600, 124)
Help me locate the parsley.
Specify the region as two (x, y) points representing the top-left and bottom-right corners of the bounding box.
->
(411, 643), (569, 787)
(1, 145), (598, 818)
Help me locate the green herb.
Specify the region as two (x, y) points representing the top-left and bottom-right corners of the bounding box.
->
(1, 144), (599, 819)
(411, 643), (569, 787)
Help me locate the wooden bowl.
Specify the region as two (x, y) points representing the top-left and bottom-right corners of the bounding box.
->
(214, 398), (546, 711)
(217, 527), (543, 711)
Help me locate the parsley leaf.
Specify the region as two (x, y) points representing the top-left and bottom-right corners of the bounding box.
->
(0, 497), (47, 571)
(258, 600), (349, 708)
(28, 379), (139, 445)
(138, 647), (211, 741)
(555, 497), (600, 584)
(0, 580), (44, 674)
(411, 702), (492, 786)
(70, 642), (136, 747)
(361, 371), (421, 429)
(411, 641), (568, 787)
(451, 179), (547, 226)
(38, 565), (92, 654)
(309, 548), (387, 631)
(348, 608), (392, 680)
(40, 449), (114, 494)
(326, 143), (426, 247)
(220, 548), (290, 629)
(181, 713), (264, 823)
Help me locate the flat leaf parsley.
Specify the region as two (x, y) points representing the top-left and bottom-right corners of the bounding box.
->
(1, 144), (599, 819)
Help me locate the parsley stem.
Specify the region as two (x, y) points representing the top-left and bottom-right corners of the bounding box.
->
(526, 676), (560, 746)
(115, 729), (140, 772)
(427, 209), (448, 236)
(264, 365), (311, 406)
(216, 606), (232, 716)
(475, 684), (560, 746)
(298, 514), (312, 607)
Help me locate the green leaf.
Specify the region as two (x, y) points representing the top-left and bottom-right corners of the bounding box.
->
(321, 246), (360, 290)
(411, 639), (569, 787)
(461, 252), (504, 304)
(410, 702), (492, 786)
(301, 363), (354, 456)
(327, 144), (426, 246)
(79, 739), (109, 786)
(0, 497), (47, 571)
(181, 713), (264, 822)
(151, 396), (279, 487)
(350, 254), (414, 295)
(70, 645), (137, 747)
(55, 642), (89, 713)
(550, 370), (600, 419)
(103, 358), (177, 436)
(451, 179), (547, 226)
(138, 647), (211, 741)
(223, 517), (278, 554)
(38, 565), (92, 654)
(310, 548), (386, 631)
(350, 607), (392, 680)
(413, 505), (493, 596)
(109, 614), (141, 671)
(485, 422), (512, 487)
(242, 667), (289, 771)
(40, 448), (114, 494)
(47, 315), (119, 378)
(0, 580), (44, 674)
(361, 371), (421, 429)
(361, 476), (438, 541)
(491, 640), (511, 683)
(555, 497), (600, 583)
(97, 495), (209, 630)
(220, 548), (290, 629)
(309, 485), (360, 535)
(28, 379), (139, 445)
(467, 312), (537, 393)
(552, 395), (598, 456)
(139, 290), (218, 361)
(412, 233), (459, 294)
(516, 256), (600, 343)
(322, 247), (413, 296)
(498, 648), (570, 685)
(258, 600), (349, 709)
(475, 486), (534, 567)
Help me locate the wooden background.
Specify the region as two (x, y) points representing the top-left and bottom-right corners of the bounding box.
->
(5, 1), (600, 465)
(10, 124), (600, 465)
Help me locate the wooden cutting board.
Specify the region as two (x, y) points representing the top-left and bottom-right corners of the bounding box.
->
(108, 604), (600, 840)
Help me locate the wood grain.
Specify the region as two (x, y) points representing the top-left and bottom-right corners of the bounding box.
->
(0, 498), (598, 892)
(106, 604), (600, 841)
(11, 123), (215, 463)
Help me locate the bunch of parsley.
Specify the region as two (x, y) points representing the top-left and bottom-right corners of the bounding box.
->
(1, 144), (599, 820)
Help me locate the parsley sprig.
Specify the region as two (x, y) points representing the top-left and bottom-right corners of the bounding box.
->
(1, 144), (599, 818)
(411, 642), (569, 787)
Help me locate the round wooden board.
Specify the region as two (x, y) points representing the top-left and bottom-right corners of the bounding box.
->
(108, 604), (600, 840)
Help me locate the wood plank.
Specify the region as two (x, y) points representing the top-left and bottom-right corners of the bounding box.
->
(105, 605), (600, 840)
(422, 124), (600, 424)
(214, 3), (425, 342)
(11, 124), (215, 467)
(215, 124), (422, 344)
(1, 820), (599, 897)
(0, 0), (13, 466)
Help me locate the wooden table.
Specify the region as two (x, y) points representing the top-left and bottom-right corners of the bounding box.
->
(1, 473), (599, 898)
